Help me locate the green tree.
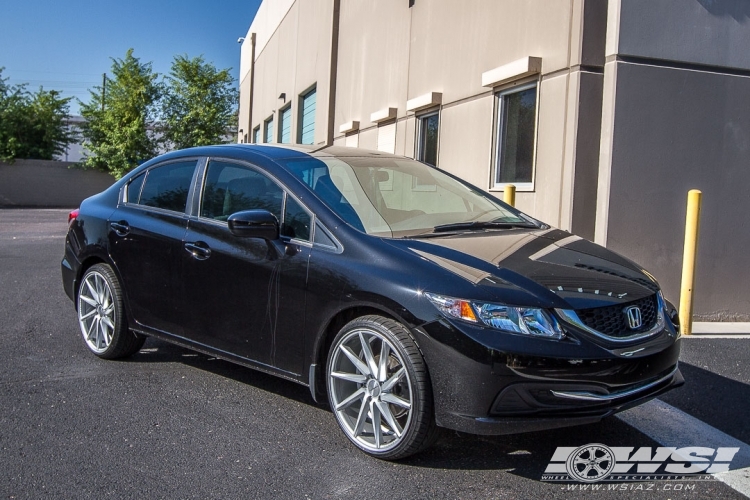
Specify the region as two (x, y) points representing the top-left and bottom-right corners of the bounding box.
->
(161, 55), (238, 150)
(80, 49), (161, 178)
(0, 68), (73, 162)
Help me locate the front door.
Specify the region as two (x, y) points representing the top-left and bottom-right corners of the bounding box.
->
(180, 160), (312, 375)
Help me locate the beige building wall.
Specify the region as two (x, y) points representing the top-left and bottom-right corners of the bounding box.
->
(240, 0), (750, 319)
(244, 1), (606, 235)
(244, 0), (335, 146)
(331, 0), (606, 235)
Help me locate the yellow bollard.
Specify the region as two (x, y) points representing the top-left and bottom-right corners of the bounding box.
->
(679, 189), (702, 335)
(504, 184), (516, 207)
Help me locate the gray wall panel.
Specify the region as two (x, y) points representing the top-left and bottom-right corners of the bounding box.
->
(618, 0), (750, 70)
(0, 160), (116, 208)
(605, 61), (750, 319)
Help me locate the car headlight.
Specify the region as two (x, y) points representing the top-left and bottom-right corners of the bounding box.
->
(424, 292), (564, 339)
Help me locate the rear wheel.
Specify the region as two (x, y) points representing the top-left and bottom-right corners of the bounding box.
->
(327, 315), (438, 459)
(77, 264), (144, 359)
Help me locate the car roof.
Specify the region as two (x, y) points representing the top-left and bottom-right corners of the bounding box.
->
(170, 143), (408, 162)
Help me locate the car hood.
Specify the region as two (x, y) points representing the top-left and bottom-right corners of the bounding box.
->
(384, 228), (660, 310)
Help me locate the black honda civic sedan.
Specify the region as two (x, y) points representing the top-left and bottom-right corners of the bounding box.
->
(62, 144), (682, 459)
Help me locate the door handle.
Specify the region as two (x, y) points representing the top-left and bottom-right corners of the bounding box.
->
(184, 241), (212, 260)
(110, 221), (130, 236)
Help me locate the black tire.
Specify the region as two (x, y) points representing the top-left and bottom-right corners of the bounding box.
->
(326, 315), (439, 460)
(76, 263), (145, 359)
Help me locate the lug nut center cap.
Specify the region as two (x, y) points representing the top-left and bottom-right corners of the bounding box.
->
(366, 379), (382, 398)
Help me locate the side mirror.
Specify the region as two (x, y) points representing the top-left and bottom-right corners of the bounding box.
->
(228, 210), (279, 240)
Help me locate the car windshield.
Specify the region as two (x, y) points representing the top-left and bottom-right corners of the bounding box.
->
(283, 155), (534, 238)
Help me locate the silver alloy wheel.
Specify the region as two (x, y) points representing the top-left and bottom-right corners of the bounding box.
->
(77, 270), (116, 354)
(329, 328), (414, 452)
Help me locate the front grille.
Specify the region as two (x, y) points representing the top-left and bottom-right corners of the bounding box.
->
(575, 294), (658, 338)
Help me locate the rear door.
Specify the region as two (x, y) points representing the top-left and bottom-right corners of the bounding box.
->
(180, 159), (312, 375)
(108, 159), (200, 336)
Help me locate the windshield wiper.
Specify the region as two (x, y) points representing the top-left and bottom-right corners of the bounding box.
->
(431, 220), (538, 233)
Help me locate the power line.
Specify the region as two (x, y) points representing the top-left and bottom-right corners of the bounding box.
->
(6, 69), (102, 78)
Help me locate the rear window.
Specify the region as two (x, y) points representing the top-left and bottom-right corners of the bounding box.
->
(137, 161), (197, 213)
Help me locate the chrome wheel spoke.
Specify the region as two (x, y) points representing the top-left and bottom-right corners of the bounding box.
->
(331, 371), (367, 384)
(86, 317), (98, 341)
(94, 319), (103, 348)
(336, 387), (366, 411)
(79, 309), (97, 320)
(85, 279), (98, 302)
(378, 341), (389, 382)
(100, 319), (109, 348)
(80, 294), (98, 308)
(381, 367), (405, 392)
(340, 345), (370, 376)
(359, 333), (378, 377)
(352, 396), (370, 437)
(101, 315), (115, 330)
(371, 400), (382, 448)
(99, 320), (108, 346)
(376, 400), (402, 437)
(380, 393), (411, 409)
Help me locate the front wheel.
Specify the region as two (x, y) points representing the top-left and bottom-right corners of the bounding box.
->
(327, 315), (438, 459)
(77, 263), (145, 359)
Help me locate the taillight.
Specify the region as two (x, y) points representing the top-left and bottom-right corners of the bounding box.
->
(68, 209), (80, 225)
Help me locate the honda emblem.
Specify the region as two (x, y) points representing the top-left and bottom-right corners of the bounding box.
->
(624, 306), (643, 329)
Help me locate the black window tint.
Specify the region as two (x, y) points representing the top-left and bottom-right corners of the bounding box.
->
(313, 222), (336, 247)
(126, 172), (145, 204)
(418, 113), (439, 167)
(496, 85), (537, 184)
(200, 161), (282, 221)
(140, 161), (196, 212)
(282, 195), (311, 241)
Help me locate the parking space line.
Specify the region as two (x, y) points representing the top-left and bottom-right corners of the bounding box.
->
(682, 335), (750, 339)
(616, 398), (750, 497)
(692, 322), (750, 334)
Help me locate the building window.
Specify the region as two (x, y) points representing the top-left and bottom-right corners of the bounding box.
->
(494, 83), (537, 187)
(264, 116), (274, 143)
(278, 105), (292, 144)
(298, 86), (316, 144)
(253, 126), (260, 144)
(417, 111), (439, 167)
(377, 122), (396, 154)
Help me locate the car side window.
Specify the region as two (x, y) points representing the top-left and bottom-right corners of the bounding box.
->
(313, 222), (337, 248)
(126, 172), (146, 204)
(282, 195), (311, 241)
(200, 161), (283, 222)
(138, 161), (197, 213)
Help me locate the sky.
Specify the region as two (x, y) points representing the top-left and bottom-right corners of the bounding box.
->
(0, 0), (262, 115)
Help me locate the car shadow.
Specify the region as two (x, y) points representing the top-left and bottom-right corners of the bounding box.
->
(659, 361), (750, 444)
(400, 419), (663, 478)
(128, 337), (676, 478)
(129, 337), (322, 408)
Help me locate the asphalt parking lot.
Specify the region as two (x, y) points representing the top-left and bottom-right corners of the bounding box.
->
(1, 209), (749, 499)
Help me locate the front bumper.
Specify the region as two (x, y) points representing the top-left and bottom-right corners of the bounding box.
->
(414, 317), (682, 435)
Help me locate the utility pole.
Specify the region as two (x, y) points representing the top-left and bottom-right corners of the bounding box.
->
(102, 73), (107, 112)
